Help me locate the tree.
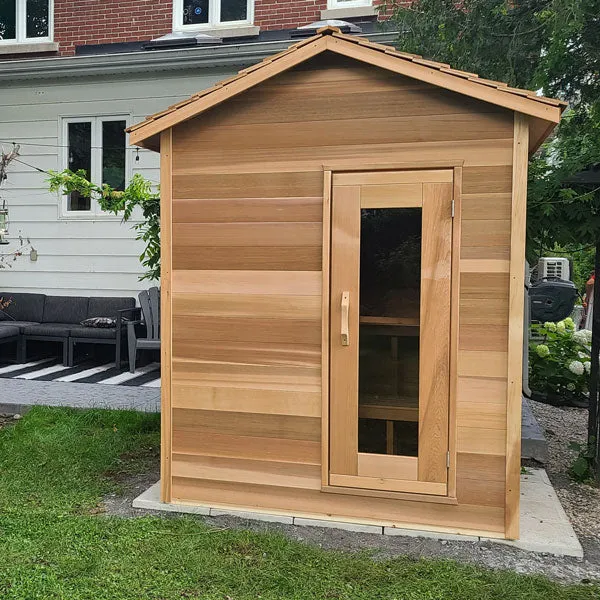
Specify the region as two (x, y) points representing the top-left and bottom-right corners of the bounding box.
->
(48, 170), (160, 281)
(388, 0), (600, 472)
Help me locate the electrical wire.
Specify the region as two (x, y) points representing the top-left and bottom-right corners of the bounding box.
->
(0, 139), (151, 152)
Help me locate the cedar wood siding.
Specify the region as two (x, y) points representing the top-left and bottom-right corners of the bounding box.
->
(166, 53), (514, 536)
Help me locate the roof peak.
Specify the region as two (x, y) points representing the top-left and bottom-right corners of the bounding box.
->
(129, 26), (565, 152)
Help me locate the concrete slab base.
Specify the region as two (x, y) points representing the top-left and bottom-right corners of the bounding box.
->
(132, 468), (583, 558)
(481, 468), (583, 557)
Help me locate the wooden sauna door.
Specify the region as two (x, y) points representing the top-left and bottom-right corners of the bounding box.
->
(328, 169), (453, 496)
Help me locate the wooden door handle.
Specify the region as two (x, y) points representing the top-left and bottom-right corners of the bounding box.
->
(341, 291), (350, 346)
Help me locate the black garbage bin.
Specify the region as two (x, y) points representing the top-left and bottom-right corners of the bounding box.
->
(529, 277), (578, 322)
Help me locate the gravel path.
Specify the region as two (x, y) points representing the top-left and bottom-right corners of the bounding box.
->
(529, 399), (600, 561)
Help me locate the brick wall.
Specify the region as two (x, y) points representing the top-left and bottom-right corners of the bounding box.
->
(255, 0), (326, 31)
(52, 0), (387, 56)
(54, 0), (173, 56)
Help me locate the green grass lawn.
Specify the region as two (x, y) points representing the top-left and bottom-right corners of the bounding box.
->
(0, 407), (596, 600)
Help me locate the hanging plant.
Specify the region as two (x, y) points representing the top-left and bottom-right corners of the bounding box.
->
(47, 169), (160, 281)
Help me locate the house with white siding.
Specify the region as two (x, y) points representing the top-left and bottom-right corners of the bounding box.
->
(0, 0), (393, 297)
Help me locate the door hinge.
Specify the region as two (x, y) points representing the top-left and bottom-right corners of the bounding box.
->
(451, 199), (455, 218)
(446, 451), (451, 468)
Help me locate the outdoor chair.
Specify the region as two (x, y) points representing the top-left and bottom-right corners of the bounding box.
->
(127, 287), (160, 373)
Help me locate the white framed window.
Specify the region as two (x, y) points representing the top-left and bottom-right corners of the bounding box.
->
(327, 0), (372, 8)
(59, 115), (130, 219)
(0, 0), (53, 44)
(173, 0), (253, 31)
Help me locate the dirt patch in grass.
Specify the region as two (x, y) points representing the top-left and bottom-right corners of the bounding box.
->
(0, 413), (20, 431)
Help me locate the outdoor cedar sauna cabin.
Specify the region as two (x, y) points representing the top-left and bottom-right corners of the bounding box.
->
(129, 27), (566, 539)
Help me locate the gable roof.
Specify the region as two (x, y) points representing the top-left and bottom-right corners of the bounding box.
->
(128, 26), (566, 152)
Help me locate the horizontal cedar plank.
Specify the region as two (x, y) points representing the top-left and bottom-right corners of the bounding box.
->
(172, 171), (322, 199)
(457, 473), (505, 507)
(173, 359), (320, 387)
(171, 429), (321, 464)
(171, 477), (505, 534)
(457, 452), (506, 482)
(172, 454), (321, 490)
(172, 197), (322, 223)
(172, 222), (322, 248)
(461, 193), (512, 220)
(458, 375), (508, 398)
(460, 259), (510, 273)
(460, 272), (509, 299)
(262, 74), (430, 95)
(457, 396), (507, 430)
(172, 270), (321, 296)
(461, 219), (511, 248)
(461, 246), (510, 260)
(459, 324), (508, 352)
(200, 88), (509, 127)
(456, 377), (507, 430)
(173, 340), (321, 367)
(172, 315), (321, 345)
(174, 139), (513, 172)
(173, 246), (322, 271)
(463, 166), (513, 194)
(174, 113), (513, 153)
(261, 58), (411, 85)
(172, 408), (321, 442)
(458, 350), (508, 378)
(173, 293), (321, 320)
(457, 426), (506, 455)
(172, 383), (321, 417)
(460, 297), (508, 325)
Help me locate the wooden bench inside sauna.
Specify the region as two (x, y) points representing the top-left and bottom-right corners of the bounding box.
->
(128, 26), (565, 540)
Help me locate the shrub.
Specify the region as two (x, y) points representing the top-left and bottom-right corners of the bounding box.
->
(529, 318), (591, 405)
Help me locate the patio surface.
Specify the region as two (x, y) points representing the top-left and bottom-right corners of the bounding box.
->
(0, 377), (159, 414)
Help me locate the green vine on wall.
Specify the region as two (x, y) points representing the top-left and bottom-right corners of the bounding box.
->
(47, 169), (160, 281)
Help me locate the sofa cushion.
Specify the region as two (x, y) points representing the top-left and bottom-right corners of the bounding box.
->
(0, 320), (40, 333)
(0, 325), (19, 339)
(43, 296), (89, 325)
(69, 326), (117, 340)
(23, 323), (73, 338)
(0, 292), (45, 322)
(87, 296), (135, 320)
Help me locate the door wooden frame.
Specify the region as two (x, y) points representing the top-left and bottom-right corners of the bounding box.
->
(321, 164), (461, 502)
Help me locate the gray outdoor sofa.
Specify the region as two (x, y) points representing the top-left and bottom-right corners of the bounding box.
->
(0, 292), (136, 367)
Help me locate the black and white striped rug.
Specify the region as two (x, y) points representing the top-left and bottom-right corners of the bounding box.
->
(0, 359), (161, 387)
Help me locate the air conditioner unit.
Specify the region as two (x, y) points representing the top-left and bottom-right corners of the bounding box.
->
(537, 257), (570, 282)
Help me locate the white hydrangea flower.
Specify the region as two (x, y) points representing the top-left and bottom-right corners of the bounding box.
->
(544, 321), (557, 332)
(564, 317), (575, 330)
(556, 321), (566, 333)
(568, 361), (585, 376)
(584, 361), (591, 374)
(573, 330), (590, 345)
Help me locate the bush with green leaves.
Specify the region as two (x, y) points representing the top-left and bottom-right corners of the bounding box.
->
(529, 318), (591, 405)
(48, 169), (160, 281)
